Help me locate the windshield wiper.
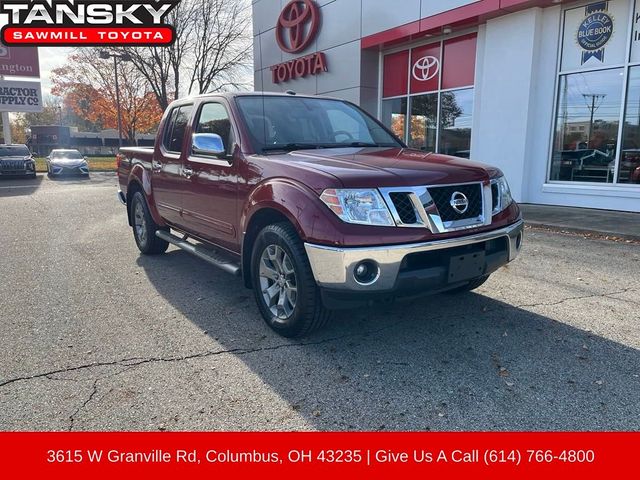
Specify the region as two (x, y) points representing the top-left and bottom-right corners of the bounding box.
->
(262, 143), (328, 153)
(346, 142), (396, 148)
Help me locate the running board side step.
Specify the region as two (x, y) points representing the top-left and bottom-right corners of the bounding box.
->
(156, 230), (241, 276)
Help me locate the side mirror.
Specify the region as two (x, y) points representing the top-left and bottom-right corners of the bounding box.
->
(192, 133), (225, 158)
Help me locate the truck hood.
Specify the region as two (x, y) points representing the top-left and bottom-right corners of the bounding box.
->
(281, 147), (501, 189)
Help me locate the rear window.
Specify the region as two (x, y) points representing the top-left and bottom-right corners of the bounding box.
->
(0, 145), (30, 157)
(163, 105), (193, 153)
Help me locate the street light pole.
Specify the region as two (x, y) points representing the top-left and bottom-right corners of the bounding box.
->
(100, 51), (131, 151)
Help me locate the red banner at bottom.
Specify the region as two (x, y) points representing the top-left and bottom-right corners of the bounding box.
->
(0, 432), (637, 478)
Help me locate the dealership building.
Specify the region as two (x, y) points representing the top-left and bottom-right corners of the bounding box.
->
(253, 0), (640, 212)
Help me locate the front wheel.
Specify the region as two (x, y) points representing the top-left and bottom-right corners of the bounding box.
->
(130, 191), (169, 255)
(251, 223), (331, 338)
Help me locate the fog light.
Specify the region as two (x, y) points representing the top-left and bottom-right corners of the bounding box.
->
(353, 260), (380, 286)
(516, 233), (523, 250)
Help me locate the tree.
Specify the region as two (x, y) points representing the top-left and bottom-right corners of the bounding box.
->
(51, 50), (164, 142)
(10, 97), (65, 144)
(108, 0), (252, 110)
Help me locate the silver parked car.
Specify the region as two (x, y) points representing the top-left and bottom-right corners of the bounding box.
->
(46, 149), (90, 177)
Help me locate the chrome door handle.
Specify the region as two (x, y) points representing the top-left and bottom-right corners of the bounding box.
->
(182, 166), (194, 178)
(152, 160), (163, 171)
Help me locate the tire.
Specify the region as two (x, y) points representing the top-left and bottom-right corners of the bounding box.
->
(251, 222), (332, 338)
(130, 191), (169, 255)
(445, 275), (490, 294)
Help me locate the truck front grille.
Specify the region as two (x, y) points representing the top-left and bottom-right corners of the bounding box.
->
(427, 183), (483, 222)
(388, 192), (417, 224)
(380, 182), (488, 233)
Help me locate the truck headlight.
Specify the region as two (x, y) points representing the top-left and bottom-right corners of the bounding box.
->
(320, 189), (395, 226)
(491, 176), (513, 215)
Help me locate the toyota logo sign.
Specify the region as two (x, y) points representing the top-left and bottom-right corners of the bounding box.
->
(412, 55), (440, 82)
(450, 192), (469, 214)
(276, 0), (321, 54)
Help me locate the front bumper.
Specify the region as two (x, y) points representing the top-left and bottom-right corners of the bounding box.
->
(304, 219), (524, 293)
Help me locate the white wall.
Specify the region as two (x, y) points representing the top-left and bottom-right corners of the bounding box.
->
(472, 8), (545, 203)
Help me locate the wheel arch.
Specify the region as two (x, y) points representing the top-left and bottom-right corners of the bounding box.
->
(126, 165), (165, 227)
(241, 207), (296, 289)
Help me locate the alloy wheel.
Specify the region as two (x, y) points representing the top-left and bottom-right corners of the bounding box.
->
(259, 245), (298, 321)
(133, 201), (147, 246)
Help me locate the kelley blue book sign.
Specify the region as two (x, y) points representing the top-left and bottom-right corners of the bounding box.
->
(0, 79), (43, 113)
(561, 0), (630, 71)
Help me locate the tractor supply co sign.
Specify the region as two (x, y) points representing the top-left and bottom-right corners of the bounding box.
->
(0, 80), (43, 113)
(0, 43), (40, 77)
(270, 0), (328, 84)
(0, 0), (178, 46)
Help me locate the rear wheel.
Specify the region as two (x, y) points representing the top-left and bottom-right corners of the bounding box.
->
(251, 223), (331, 338)
(445, 275), (490, 294)
(131, 191), (169, 255)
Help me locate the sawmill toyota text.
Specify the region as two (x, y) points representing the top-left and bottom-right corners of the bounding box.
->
(0, 0), (180, 46)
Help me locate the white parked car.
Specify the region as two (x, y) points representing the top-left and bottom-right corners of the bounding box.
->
(46, 149), (89, 177)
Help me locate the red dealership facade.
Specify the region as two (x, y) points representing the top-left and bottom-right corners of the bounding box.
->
(253, 0), (640, 212)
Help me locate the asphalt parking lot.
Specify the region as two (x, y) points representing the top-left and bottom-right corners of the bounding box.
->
(0, 173), (638, 431)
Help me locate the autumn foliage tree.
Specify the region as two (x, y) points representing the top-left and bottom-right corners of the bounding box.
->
(51, 49), (164, 143)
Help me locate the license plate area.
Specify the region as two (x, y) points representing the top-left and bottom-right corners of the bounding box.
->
(448, 251), (486, 283)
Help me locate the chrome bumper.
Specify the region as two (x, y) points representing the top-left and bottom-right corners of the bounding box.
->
(117, 190), (127, 205)
(304, 220), (524, 291)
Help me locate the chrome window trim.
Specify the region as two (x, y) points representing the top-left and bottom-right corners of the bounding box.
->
(379, 181), (492, 234)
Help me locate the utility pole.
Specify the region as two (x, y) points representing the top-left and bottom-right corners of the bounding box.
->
(583, 93), (607, 148)
(0, 75), (12, 144)
(99, 51), (132, 150)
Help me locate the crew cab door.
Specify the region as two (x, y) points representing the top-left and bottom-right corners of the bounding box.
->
(152, 103), (192, 229)
(181, 100), (239, 252)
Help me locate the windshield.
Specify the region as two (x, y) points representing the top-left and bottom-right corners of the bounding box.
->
(236, 96), (402, 153)
(0, 145), (30, 157)
(51, 151), (83, 160)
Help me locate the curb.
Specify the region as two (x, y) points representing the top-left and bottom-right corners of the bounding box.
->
(524, 220), (640, 242)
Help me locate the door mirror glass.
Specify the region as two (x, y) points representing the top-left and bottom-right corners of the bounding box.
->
(192, 133), (225, 157)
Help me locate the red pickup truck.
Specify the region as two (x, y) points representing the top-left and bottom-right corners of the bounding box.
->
(117, 92), (523, 337)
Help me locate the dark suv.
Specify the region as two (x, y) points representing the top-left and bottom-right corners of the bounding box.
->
(0, 144), (36, 178)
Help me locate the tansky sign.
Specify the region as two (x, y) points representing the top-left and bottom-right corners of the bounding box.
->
(0, 0), (179, 46)
(270, 0), (328, 84)
(577, 1), (614, 65)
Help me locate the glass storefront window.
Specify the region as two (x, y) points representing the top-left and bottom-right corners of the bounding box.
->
(620, 66), (640, 184)
(438, 88), (473, 158)
(551, 69), (624, 183)
(381, 34), (477, 155)
(408, 94), (437, 151)
(550, 0), (640, 187)
(381, 98), (407, 141)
